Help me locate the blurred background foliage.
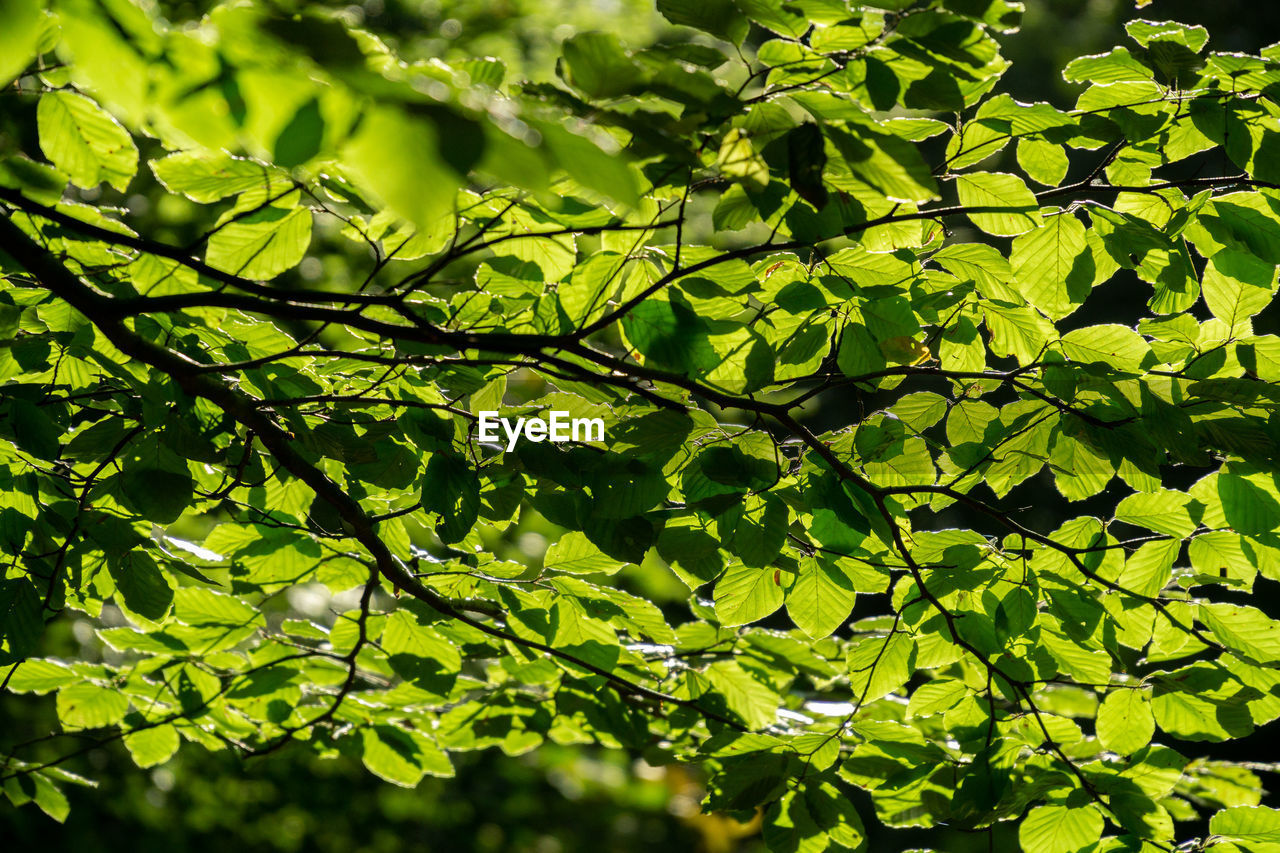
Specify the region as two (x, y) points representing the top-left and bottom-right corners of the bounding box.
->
(5, 0), (1280, 850)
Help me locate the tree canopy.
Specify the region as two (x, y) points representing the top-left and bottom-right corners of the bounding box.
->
(4, 0), (1280, 850)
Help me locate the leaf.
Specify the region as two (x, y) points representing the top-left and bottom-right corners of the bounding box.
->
(421, 452), (479, 544)
(983, 303), (1054, 362)
(0, 577), (43, 663)
(1019, 805), (1104, 853)
(1017, 137), (1070, 186)
(786, 123), (828, 209)
(382, 609), (461, 695)
(786, 556), (855, 639)
(37, 91), (138, 191)
(1097, 689), (1155, 754)
(1211, 806), (1280, 845)
(623, 296), (718, 373)
(173, 587), (261, 627)
(1217, 474), (1280, 536)
(206, 204), (312, 280)
(360, 726), (453, 787)
(1011, 211), (1093, 320)
(1126, 19), (1208, 51)
(7, 398), (61, 461)
(717, 128), (769, 192)
(725, 493), (788, 567)
(537, 121), (639, 207)
(907, 678), (969, 718)
(1117, 539), (1178, 598)
(5, 659), (76, 694)
(560, 32), (641, 99)
(342, 106), (462, 232)
(151, 151), (282, 203)
(118, 465), (193, 525)
(273, 98), (325, 168)
(1188, 532), (1259, 585)
(1115, 490), (1198, 538)
(109, 551), (174, 623)
(1059, 324), (1151, 371)
(56, 682), (130, 730)
(846, 632), (914, 703)
(544, 531), (625, 575)
(954, 171), (1041, 236)
(1202, 250), (1277, 335)
(657, 0), (748, 44)
(828, 124), (941, 203)
(703, 660), (780, 729)
(124, 725), (180, 768)
(714, 562), (784, 627)
(0, 0), (43, 88)
(32, 774), (70, 823)
(1200, 603), (1280, 665)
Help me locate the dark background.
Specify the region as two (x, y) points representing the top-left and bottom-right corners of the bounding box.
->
(5, 1), (1280, 851)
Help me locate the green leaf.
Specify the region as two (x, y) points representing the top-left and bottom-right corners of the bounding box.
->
(382, 609), (461, 694)
(846, 632), (914, 703)
(109, 551), (174, 623)
(272, 98), (325, 168)
(1097, 689), (1155, 755)
(560, 32), (641, 99)
(360, 725), (453, 787)
(1188, 532), (1259, 585)
(1019, 805), (1104, 853)
(1117, 539), (1178, 598)
(173, 587), (261, 628)
(0, 577), (43, 663)
(983, 303), (1054, 362)
(1211, 806), (1280, 845)
(1063, 47), (1155, 84)
(623, 296), (718, 373)
(828, 124), (941, 203)
(537, 122), (640, 207)
(343, 106), (462, 232)
(1115, 490), (1198, 538)
(32, 774), (70, 823)
(1202, 250), (1277, 335)
(1200, 603), (1280, 665)
(124, 724), (180, 768)
(1017, 137), (1070, 186)
(1011, 211), (1093, 320)
(656, 0), (748, 44)
(1125, 19), (1208, 52)
(714, 562), (785, 627)
(7, 397), (61, 461)
(150, 151), (283, 203)
(37, 91), (138, 191)
(1059, 324), (1151, 371)
(1217, 474), (1280, 536)
(5, 659), (76, 694)
(0, 0), (43, 88)
(206, 204), (312, 280)
(717, 128), (769, 192)
(786, 123), (828, 210)
(954, 171), (1041, 236)
(725, 493), (788, 567)
(785, 556), (855, 639)
(544, 531), (624, 575)
(118, 464), (193, 525)
(421, 452), (479, 544)
(56, 682), (130, 730)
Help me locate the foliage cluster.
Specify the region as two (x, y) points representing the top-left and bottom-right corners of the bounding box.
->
(5, 0), (1280, 850)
